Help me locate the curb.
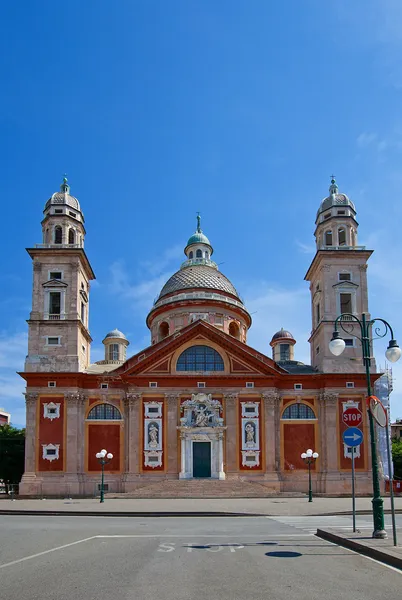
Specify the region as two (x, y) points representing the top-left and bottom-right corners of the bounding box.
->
(0, 510), (265, 518)
(316, 529), (402, 570)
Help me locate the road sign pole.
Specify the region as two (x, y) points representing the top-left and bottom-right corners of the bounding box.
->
(351, 447), (356, 533)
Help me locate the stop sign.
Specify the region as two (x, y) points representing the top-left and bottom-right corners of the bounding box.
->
(343, 407), (362, 426)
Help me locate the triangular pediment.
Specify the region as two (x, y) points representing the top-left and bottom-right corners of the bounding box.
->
(42, 279), (68, 288)
(332, 281), (358, 289)
(115, 320), (286, 378)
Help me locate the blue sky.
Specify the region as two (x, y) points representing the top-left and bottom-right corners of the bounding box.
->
(1, 0), (402, 427)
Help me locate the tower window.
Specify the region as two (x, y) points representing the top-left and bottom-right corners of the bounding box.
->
(338, 228), (346, 246)
(344, 338), (354, 347)
(108, 344), (120, 361)
(316, 303), (320, 325)
(325, 230), (333, 246)
(324, 213), (331, 219)
(54, 226), (62, 244)
(46, 336), (60, 345)
(54, 209), (63, 214)
(81, 301), (85, 323)
(337, 210), (346, 215)
(196, 249), (202, 258)
(340, 293), (352, 314)
(279, 344), (290, 361)
(68, 229), (75, 244)
(49, 271), (62, 280)
(339, 272), (351, 281)
(49, 292), (61, 315)
(189, 251), (193, 259)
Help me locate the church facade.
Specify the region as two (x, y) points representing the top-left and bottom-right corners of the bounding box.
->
(19, 178), (378, 497)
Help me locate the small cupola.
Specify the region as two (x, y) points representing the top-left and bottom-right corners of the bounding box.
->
(102, 328), (129, 364)
(270, 328), (296, 362)
(183, 213), (214, 263)
(314, 177), (359, 250)
(41, 176), (86, 248)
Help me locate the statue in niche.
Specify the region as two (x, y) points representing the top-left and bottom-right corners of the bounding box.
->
(245, 422), (256, 447)
(148, 422), (159, 448)
(194, 404), (210, 427)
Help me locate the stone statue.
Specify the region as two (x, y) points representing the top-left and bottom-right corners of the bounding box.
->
(245, 422), (255, 447)
(148, 423), (159, 448)
(194, 405), (210, 427)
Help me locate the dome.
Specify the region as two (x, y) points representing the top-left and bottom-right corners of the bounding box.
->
(103, 328), (128, 341)
(186, 231), (211, 248)
(316, 178), (355, 219)
(270, 328), (295, 344)
(157, 265), (241, 300)
(44, 178), (82, 214)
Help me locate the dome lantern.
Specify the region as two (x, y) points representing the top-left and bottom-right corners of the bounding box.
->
(102, 328), (129, 364)
(270, 328), (296, 363)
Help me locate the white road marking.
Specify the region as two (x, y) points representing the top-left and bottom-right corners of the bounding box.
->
(0, 536), (97, 570)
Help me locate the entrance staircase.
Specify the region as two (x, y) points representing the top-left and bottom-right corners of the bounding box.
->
(109, 479), (303, 499)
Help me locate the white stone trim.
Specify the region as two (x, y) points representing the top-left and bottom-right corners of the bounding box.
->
(144, 401), (163, 418)
(144, 450), (163, 468)
(242, 418), (260, 450)
(241, 450), (260, 468)
(241, 402), (259, 418)
(43, 402), (61, 420)
(42, 443), (60, 462)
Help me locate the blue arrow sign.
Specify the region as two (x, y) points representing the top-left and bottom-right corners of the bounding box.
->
(342, 427), (364, 447)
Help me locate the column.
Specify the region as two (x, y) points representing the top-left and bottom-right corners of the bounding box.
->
(165, 394), (180, 475)
(262, 391), (281, 486)
(223, 393), (238, 474)
(179, 433), (187, 479)
(19, 393), (39, 495)
(218, 432), (225, 480)
(65, 393), (86, 496)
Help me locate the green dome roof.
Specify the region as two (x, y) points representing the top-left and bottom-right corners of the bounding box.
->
(186, 231), (211, 247)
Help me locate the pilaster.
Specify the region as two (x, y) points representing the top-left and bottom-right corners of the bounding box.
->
(165, 393), (180, 474)
(262, 391), (280, 474)
(223, 393), (238, 473)
(124, 393), (141, 476)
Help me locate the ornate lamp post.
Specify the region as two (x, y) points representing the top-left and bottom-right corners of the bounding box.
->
(95, 449), (113, 503)
(301, 449), (319, 502)
(329, 312), (401, 539)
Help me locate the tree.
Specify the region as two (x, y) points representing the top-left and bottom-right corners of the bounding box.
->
(391, 437), (402, 480)
(0, 425), (25, 494)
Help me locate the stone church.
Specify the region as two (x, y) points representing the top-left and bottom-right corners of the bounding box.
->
(19, 177), (377, 497)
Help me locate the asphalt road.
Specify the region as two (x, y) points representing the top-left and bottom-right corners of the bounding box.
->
(1, 515), (401, 600)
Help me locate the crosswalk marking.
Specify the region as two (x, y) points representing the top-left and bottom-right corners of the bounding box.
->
(266, 515), (374, 533)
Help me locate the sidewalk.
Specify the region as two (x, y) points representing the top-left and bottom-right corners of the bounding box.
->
(1, 496), (401, 516)
(317, 528), (402, 570)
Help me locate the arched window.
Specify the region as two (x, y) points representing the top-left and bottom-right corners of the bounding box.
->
(159, 321), (169, 340)
(205, 252), (209, 259)
(196, 249), (202, 258)
(338, 228), (346, 246)
(87, 403), (122, 420)
(189, 251), (193, 259)
(177, 345), (224, 371)
(45, 228), (50, 243)
(282, 403), (316, 419)
(279, 344), (290, 361)
(108, 344), (120, 361)
(54, 226), (62, 244)
(229, 322), (240, 339)
(68, 229), (75, 244)
(351, 229), (356, 247)
(325, 230), (332, 246)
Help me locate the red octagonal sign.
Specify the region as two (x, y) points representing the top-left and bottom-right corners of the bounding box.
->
(343, 407), (363, 426)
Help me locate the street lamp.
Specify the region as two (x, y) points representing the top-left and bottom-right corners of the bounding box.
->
(95, 449), (113, 503)
(329, 312), (401, 539)
(301, 449), (319, 502)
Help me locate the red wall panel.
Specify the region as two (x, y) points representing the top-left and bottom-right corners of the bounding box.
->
(38, 396), (65, 472)
(87, 424), (121, 472)
(283, 423), (316, 471)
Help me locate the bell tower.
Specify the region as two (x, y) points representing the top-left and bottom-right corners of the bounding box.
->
(305, 178), (374, 373)
(25, 178), (95, 372)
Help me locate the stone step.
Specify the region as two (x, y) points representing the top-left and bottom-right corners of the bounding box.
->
(107, 478), (304, 499)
